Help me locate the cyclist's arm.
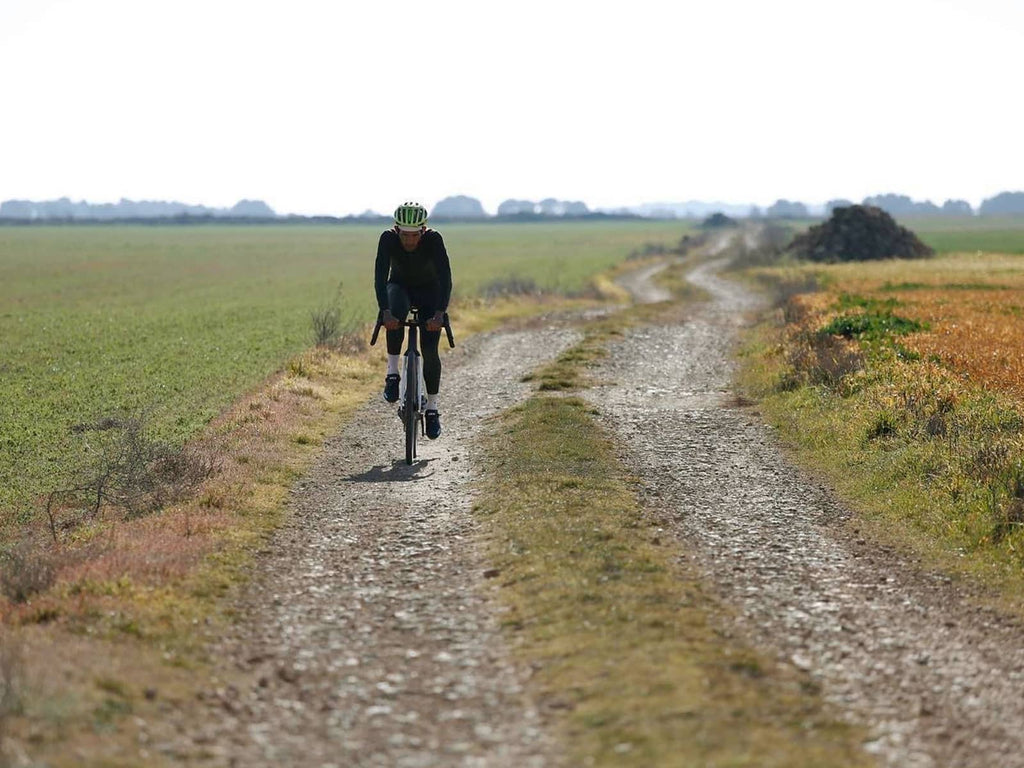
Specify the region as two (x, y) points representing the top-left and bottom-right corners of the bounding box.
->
(433, 233), (452, 311)
(374, 232), (392, 311)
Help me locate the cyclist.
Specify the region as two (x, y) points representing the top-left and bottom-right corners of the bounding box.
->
(375, 201), (452, 440)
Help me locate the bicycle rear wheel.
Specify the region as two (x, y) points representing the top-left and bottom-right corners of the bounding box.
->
(404, 352), (418, 465)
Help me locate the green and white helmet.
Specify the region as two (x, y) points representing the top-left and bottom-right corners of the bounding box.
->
(394, 201), (428, 230)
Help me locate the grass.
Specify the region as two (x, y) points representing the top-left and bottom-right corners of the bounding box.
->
(474, 312), (871, 766)
(0, 220), (689, 519)
(737, 248), (1024, 611)
(902, 215), (1024, 255)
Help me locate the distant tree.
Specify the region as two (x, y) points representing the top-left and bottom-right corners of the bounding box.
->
(825, 199), (854, 214)
(863, 193), (942, 216)
(432, 195), (487, 218)
(863, 194), (916, 216)
(765, 199), (809, 219)
(229, 199), (276, 217)
(497, 199), (536, 216)
(941, 199), (974, 216)
(0, 200), (36, 218)
(538, 198), (563, 216)
(979, 191), (1024, 216)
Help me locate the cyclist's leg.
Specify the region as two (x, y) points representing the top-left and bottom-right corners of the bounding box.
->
(408, 284), (442, 397)
(421, 327), (441, 395)
(408, 284), (443, 440)
(385, 282), (411, 358)
(382, 283), (410, 403)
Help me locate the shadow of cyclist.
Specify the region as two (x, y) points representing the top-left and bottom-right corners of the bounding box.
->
(346, 459), (437, 483)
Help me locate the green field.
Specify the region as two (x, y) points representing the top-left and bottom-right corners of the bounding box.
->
(0, 221), (686, 516)
(902, 216), (1024, 254)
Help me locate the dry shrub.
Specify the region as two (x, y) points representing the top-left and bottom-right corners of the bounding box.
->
(47, 413), (220, 541)
(726, 223), (793, 268)
(311, 304), (343, 346)
(481, 275), (540, 299)
(992, 466), (1024, 543)
(310, 281), (360, 347)
(0, 539), (57, 604)
(0, 630), (23, 753)
(785, 330), (864, 389)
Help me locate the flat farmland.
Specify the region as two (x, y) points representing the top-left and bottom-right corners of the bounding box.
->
(904, 215), (1024, 255)
(0, 220), (686, 516)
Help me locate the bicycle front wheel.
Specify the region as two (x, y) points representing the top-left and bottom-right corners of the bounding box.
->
(404, 354), (418, 465)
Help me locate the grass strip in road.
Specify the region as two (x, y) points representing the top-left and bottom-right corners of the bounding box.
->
(475, 360), (871, 766)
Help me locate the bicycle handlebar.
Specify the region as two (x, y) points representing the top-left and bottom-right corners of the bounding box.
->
(370, 311), (455, 348)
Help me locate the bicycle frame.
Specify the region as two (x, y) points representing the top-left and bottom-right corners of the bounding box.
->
(370, 308), (455, 465)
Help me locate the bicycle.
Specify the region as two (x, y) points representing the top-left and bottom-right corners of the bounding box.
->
(371, 307), (455, 465)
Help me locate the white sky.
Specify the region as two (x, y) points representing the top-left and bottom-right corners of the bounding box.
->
(1, 0), (1022, 216)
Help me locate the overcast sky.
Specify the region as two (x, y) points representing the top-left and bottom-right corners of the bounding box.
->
(1, 0), (1022, 216)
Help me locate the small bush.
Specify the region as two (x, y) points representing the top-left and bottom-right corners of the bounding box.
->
(0, 630), (24, 743)
(310, 281), (358, 347)
(820, 312), (924, 341)
(481, 275), (540, 298)
(311, 304), (343, 346)
(785, 330), (864, 388)
(0, 539), (57, 603)
(867, 411), (899, 440)
(991, 465), (1024, 543)
(724, 224), (794, 269)
(47, 412), (221, 537)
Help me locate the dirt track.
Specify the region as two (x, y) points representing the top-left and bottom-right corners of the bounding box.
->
(591, 256), (1024, 768)
(154, 325), (580, 766)
(155, 255), (1024, 767)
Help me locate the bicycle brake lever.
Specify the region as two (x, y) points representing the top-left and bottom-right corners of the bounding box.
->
(443, 313), (455, 348)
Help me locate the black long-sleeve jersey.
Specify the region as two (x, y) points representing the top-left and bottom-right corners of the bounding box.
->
(374, 228), (452, 311)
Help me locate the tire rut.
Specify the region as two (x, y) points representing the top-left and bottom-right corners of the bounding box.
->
(591, 258), (1024, 768)
(163, 324), (581, 767)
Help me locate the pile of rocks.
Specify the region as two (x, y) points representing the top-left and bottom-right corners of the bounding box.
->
(700, 212), (738, 228)
(789, 205), (933, 262)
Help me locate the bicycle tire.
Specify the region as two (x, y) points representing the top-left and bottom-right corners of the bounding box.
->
(404, 350), (418, 465)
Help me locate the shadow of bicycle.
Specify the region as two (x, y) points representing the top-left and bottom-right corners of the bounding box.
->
(346, 458), (437, 483)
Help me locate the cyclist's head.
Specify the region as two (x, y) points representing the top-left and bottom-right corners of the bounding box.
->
(394, 201), (428, 251)
(393, 201), (428, 232)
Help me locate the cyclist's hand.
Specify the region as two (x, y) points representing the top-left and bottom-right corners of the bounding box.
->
(382, 310), (400, 331)
(426, 311), (444, 332)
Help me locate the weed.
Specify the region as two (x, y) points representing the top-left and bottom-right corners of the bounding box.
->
(480, 275), (541, 299)
(311, 281), (359, 347)
(786, 331), (865, 388)
(311, 304), (343, 346)
(834, 293), (900, 313)
(725, 224), (794, 269)
(866, 411), (899, 440)
(820, 312), (924, 341)
(0, 538), (57, 603)
(0, 630), (24, 751)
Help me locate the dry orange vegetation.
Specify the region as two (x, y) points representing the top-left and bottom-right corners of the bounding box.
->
(792, 254), (1024, 402)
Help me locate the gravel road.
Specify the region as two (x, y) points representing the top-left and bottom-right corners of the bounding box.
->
(159, 324), (581, 767)
(591, 257), (1024, 768)
(152, 254), (1024, 768)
